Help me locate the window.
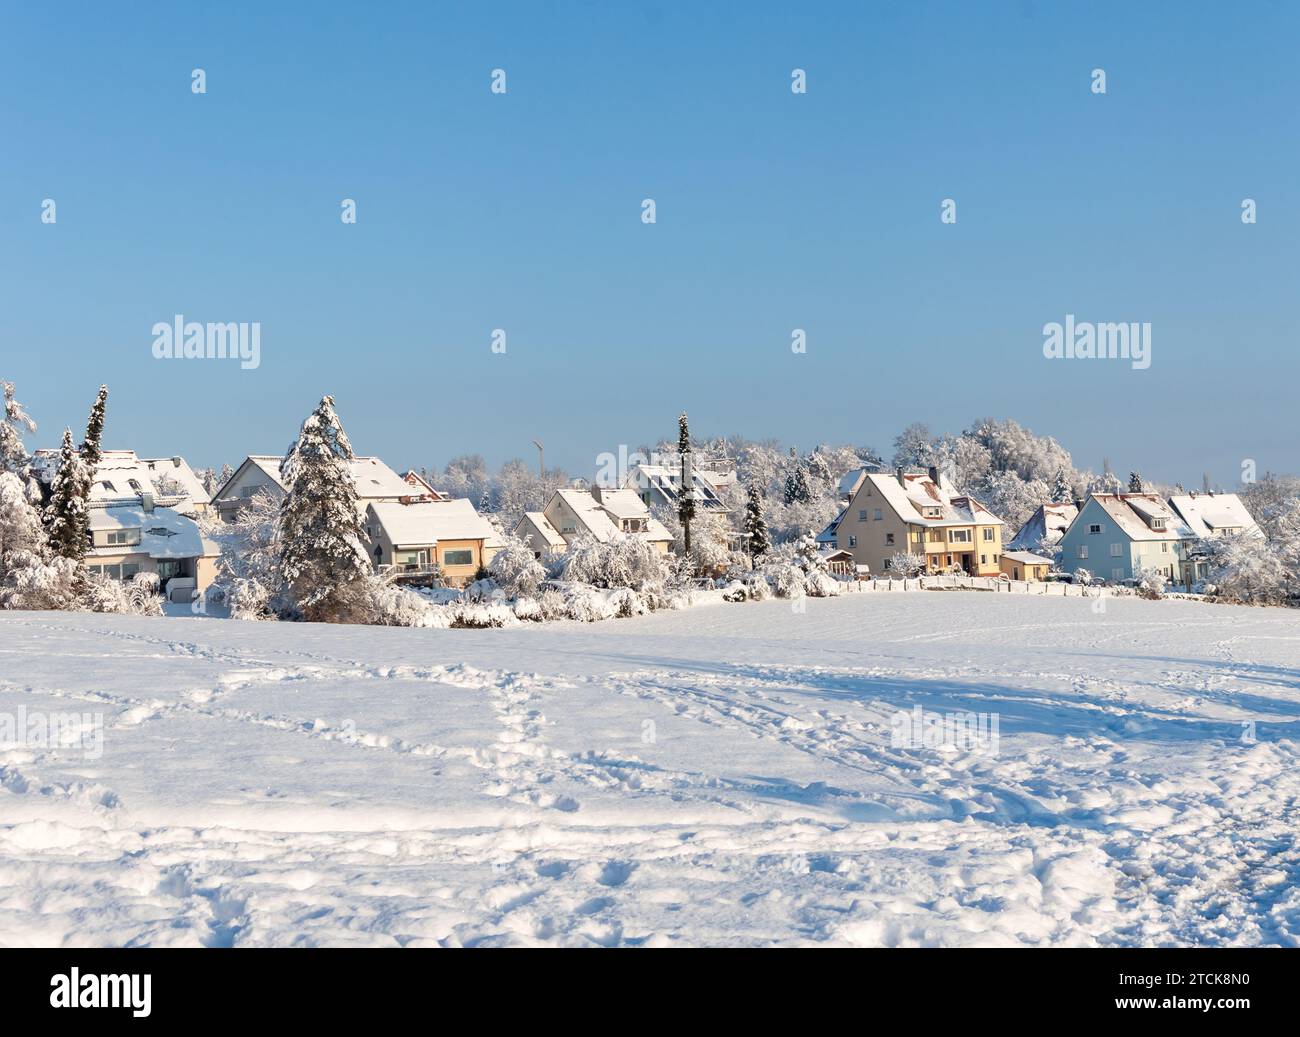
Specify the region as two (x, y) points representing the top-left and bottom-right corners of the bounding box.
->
(949, 530), (971, 543)
(1109, 543), (1122, 557)
(1161, 542), (1168, 553)
(100, 480), (117, 492)
(105, 530), (139, 546)
(1089, 524), (1102, 535)
(128, 479), (143, 491)
(885, 533), (894, 546)
(982, 528), (994, 541)
(1077, 545), (1088, 559)
(1151, 518), (1166, 531)
(859, 510), (867, 521)
(442, 549), (474, 566)
(847, 535), (857, 548)
(122, 563), (141, 579)
(980, 554), (987, 564)
(873, 509), (882, 521)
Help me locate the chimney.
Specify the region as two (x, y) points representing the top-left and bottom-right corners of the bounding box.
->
(895, 466), (907, 488)
(141, 491), (155, 514)
(927, 466), (940, 485)
(1073, 497), (1084, 512)
(591, 485), (605, 504)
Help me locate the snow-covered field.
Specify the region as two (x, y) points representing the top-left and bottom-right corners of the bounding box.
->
(2, 592), (1299, 947)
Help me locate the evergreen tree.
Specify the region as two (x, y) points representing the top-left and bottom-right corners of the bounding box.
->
(1128, 471), (1144, 493)
(81, 385), (108, 467)
(743, 483), (770, 557)
(1, 380), (37, 476)
(1053, 467), (1071, 503)
(44, 429), (91, 561)
(783, 452), (813, 505)
(276, 395), (372, 622)
(677, 412), (694, 555)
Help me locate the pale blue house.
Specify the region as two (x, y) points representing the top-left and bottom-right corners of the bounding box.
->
(1057, 494), (1194, 585)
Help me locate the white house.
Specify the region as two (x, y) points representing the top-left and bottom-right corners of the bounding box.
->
(1168, 491), (1262, 582)
(212, 454), (413, 521)
(86, 498), (220, 603)
(623, 461), (732, 515)
(513, 487), (674, 557)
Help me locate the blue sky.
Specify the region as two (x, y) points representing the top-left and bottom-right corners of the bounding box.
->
(1, 1), (1296, 483)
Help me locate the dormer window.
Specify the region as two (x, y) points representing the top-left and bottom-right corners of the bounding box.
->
(128, 479), (143, 491)
(1150, 517), (1165, 531)
(100, 480), (117, 492)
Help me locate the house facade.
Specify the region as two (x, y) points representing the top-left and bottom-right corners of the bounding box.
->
(1056, 493), (1194, 584)
(1000, 550), (1053, 582)
(817, 467), (1006, 576)
(623, 460), (732, 516)
(513, 487), (673, 557)
(86, 499), (220, 602)
(1168, 492), (1261, 582)
(364, 498), (500, 586)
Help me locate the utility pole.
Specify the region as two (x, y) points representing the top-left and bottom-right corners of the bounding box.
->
(532, 440), (544, 479)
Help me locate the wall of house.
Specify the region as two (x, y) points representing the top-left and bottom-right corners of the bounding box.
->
(214, 465), (283, 520)
(1000, 558), (1049, 581)
(435, 539), (486, 585)
(827, 481), (913, 574)
(514, 515), (559, 558)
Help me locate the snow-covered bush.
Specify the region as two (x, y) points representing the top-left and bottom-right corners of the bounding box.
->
(0, 549), (80, 610)
(211, 489), (283, 620)
(767, 562), (807, 599)
(487, 535), (547, 599)
(1197, 534), (1288, 604)
(608, 587), (648, 617)
(1134, 565), (1168, 600)
(1074, 568), (1093, 587)
(512, 596), (543, 621)
(84, 572), (164, 616)
(562, 585), (617, 622)
(721, 581), (748, 602)
(557, 534), (670, 593)
(365, 578), (448, 627)
(447, 599), (518, 628)
(885, 552), (926, 578)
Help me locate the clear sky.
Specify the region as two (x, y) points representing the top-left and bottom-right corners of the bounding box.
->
(2, 1), (1296, 484)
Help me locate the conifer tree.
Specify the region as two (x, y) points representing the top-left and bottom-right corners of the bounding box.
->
(1128, 471), (1144, 493)
(677, 413), (694, 555)
(1, 380), (37, 477)
(1053, 468), (1071, 503)
(81, 385), (108, 468)
(276, 395), (372, 622)
(743, 483), (770, 558)
(44, 429), (91, 560)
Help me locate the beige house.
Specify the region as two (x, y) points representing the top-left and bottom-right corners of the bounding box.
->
(86, 499), (220, 603)
(212, 454), (413, 522)
(818, 467), (1007, 576)
(513, 487), (673, 558)
(140, 456), (213, 515)
(1000, 550), (1053, 582)
(364, 498), (501, 586)
(33, 448), (210, 516)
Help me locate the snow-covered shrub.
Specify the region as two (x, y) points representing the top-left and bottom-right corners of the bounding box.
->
(1134, 565), (1168, 600)
(512, 596), (543, 621)
(743, 572), (772, 602)
(804, 568), (843, 597)
(537, 588), (569, 621)
(365, 578), (448, 627)
(557, 534), (670, 593)
(84, 572), (164, 616)
(721, 580), (748, 602)
(1074, 568), (1093, 587)
(211, 489), (283, 620)
(563, 585), (617, 622)
(0, 550), (80, 610)
(487, 536), (547, 599)
(768, 562), (808, 599)
(608, 587), (648, 618)
(885, 552), (926, 577)
(447, 600), (518, 628)
(1197, 534), (1288, 604)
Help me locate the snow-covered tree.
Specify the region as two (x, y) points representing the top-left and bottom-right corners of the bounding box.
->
(44, 429), (91, 562)
(743, 483), (770, 557)
(486, 534), (547, 599)
(892, 423), (935, 468)
(81, 385), (108, 468)
(212, 488), (283, 620)
(783, 454), (813, 505)
(1053, 468), (1072, 503)
(1128, 471), (1144, 493)
(276, 396), (372, 623)
(1, 380), (37, 478)
(677, 413), (695, 555)
(885, 551), (925, 577)
(1198, 533), (1289, 604)
(558, 533), (671, 594)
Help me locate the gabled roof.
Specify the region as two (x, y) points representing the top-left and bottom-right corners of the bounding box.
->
(816, 507), (847, 544)
(1168, 493), (1260, 539)
(1083, 493), (1194, 542)
(400, 470), (448, 501)
(515, 511), (566, 549)
(34, 448), (200, 510)
(855, 471), (1006, 528)
(548, 488), (674, 544)
(1008, 502), (1078, 551)
(215, 454), (412, 502)
(624, 463), (729, 511)
(367, 498), (497, 548)
(140, 456), (211, 507)
(88, 501), (218, 560)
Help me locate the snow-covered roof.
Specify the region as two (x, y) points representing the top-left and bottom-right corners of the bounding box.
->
(368, 498), (497, 547)
(226, 454), (412, 501)
(1002, 550), (1053, 565)
(1087, 494), (1194, 542)
(624, 463), (729, 511)
(400, 470), (447, 501)
(1008, 503), (1078, 551)
(140, 456), (211, 507)
(88, 502), (218, 560)
(1168, 493), (1260, 539)
(816, 507), (847, 544)
(515, 511), (566, 549)
(837, 469), (868, 500)
(859, 472), (1005, 528)
(555, 489), (623, 541)
(593, 487), (649, 520)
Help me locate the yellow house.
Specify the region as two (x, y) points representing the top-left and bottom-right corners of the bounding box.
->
(1000, 550), (1053, 582)
(817, 467), (1006, 577)
(364, 499), (501, 587)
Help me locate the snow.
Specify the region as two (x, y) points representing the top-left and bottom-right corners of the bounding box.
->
(2, 593), (1299, 947)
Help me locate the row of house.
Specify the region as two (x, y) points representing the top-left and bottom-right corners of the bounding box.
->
(815, 464), (1260, 586)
